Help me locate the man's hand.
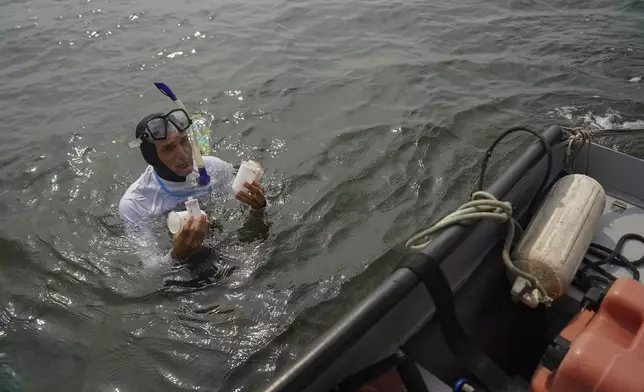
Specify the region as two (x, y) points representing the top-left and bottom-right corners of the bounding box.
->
(235, 181), (266, 210)
(170, 215), (208, 259)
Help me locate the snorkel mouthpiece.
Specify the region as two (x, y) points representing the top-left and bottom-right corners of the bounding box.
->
(153, 81), (210, 186)
(197, 167), (210, 186)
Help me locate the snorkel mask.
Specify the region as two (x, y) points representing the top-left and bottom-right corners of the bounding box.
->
(129, 109), (193, 145)
(129, 82), (211, 186)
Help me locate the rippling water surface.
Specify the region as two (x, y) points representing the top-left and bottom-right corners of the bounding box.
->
(1, 0), (644, 390)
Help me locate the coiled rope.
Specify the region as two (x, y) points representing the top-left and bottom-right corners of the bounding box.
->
(561, 126), (644, 173)
(406, 191), (552, 304)
(406, 126), (556, 305)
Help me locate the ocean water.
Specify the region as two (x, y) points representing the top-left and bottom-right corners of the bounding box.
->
(1, 0), (643, 390)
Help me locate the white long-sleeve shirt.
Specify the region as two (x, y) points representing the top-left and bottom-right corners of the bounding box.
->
(119, 156), (235, 268)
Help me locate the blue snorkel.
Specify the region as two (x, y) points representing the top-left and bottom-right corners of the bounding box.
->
(154, 82), (210, 186)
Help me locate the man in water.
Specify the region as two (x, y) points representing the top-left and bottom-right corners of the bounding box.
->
(119, 109), (266, 266)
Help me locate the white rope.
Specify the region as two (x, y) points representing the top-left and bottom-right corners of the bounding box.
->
(406, 192), (511, 250)
(405, 191), (552, 304)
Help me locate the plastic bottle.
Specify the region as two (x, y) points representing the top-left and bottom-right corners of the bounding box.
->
(185, 197), (201, 217)
(232, 160), (264, 193)
(167, 197), (207, 234)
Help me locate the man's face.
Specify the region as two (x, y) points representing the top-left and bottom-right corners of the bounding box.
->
(155, 131), (194, 176)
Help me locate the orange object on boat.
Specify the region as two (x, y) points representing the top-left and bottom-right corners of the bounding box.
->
(532, 277), (644, 392)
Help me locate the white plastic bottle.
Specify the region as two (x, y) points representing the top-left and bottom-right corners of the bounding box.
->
(185, 197), (201, 217)
(167, 197), (207, 234)
(232, 160), (264, 193)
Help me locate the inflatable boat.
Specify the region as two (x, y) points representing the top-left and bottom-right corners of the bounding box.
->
(262, 125), (644, 392)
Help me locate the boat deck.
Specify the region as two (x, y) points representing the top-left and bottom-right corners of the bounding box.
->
(593, 194), (644, 278)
